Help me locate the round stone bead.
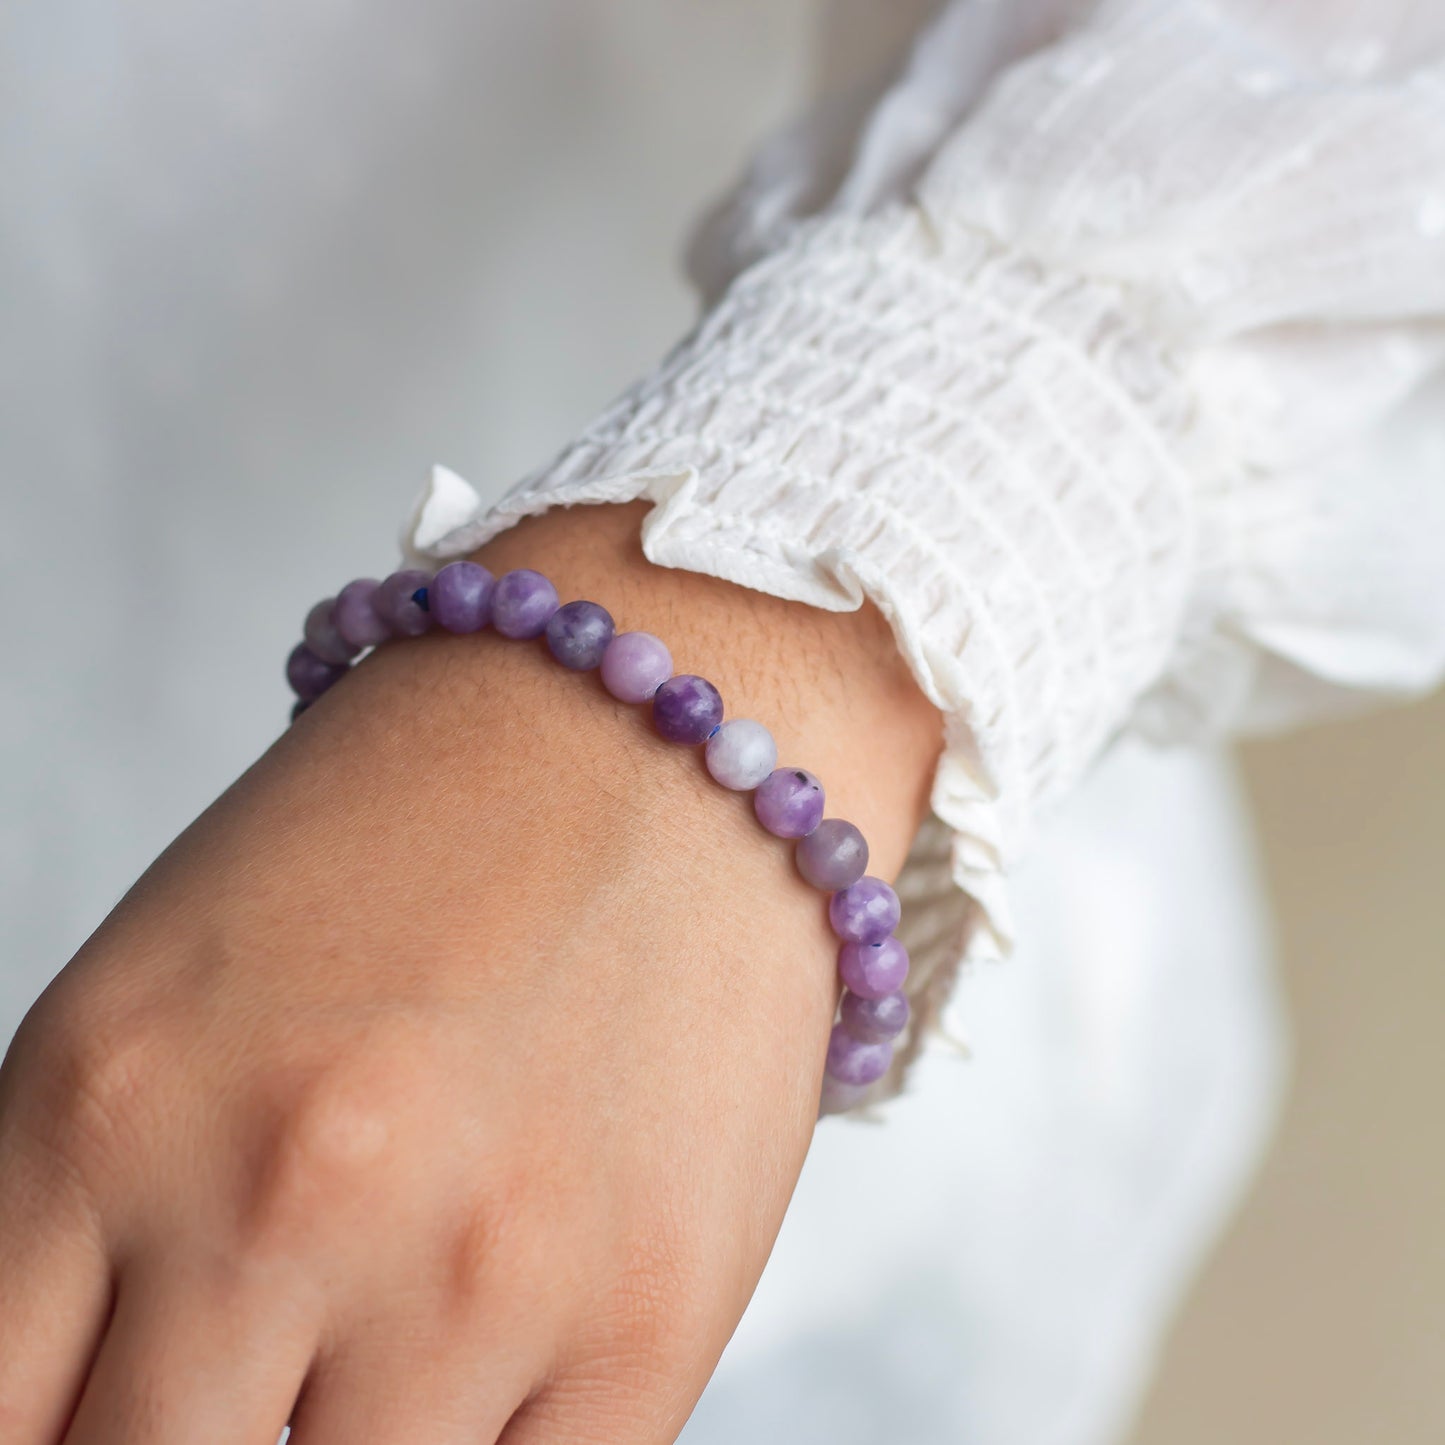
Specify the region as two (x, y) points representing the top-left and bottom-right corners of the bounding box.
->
(828, 875), (900, 945)
(373, 569), (433, 638)
(818, 1074), (871, 1118)
(333, 578), (390, 648)
(286, 643), (347, 702)
(753, 768), (824, 838)
(303, 599), (360, 665)
(837, 935), (909, 1000)
(825, 1025), (893, 1087)
(545, 599), (615, 670)
(652, 674), (724, 744)
(704, 719), (777, 790)
(430, 560), (495, 634)
(796, 818), (869, 890)
(840, 989), (910, 1044)
(600, 631), (672, 703)
(492, 568), (559, 639)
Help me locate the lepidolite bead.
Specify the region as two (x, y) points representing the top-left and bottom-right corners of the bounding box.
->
(374, 569), (433, 637)
(286, 643), (347, 701)
(825, 1025), (893, 1086)
(653, 674), (724, 744)
(828, 876), (900, 944)
(430, 560), (495, 633)
(492, 568), (559, 638)
(797, 818), (869, 890)
(753, 768), (824, 838)
(303, 599), (360, 665)
(840, 989), (910, 1044)
(837, 935), (909, 1000)
(600, 631), (672, 702)
(333, 578), (390, 648)
(546, 600), (615, 670)
(818, 1074), (871, 1117)
(704, 719), (777, 790)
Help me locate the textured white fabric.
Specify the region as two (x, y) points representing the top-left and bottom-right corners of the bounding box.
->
(407, 0), (1445, 1100)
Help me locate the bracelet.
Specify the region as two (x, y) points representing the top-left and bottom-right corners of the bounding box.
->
(285, 561), (910, 1116)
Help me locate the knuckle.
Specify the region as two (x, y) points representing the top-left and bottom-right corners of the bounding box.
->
(241, 1063), (400, 1239)
(595, 1222), (713, 1375)
(0, 1001), (168, 1228)
(9, 1007), (163, 1165)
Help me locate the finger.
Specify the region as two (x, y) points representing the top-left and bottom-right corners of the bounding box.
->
(0, 1125), (113, 1443)
(495, 1372), (691, 1445)
(284, 1321), (540, 1445)
(60, 1251), (318, 1445)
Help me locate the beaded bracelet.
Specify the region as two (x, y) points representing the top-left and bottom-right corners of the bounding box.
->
(286, 560), (910, 1116)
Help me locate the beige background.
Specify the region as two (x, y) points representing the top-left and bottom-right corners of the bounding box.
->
(1130, 692), (1445, 1442)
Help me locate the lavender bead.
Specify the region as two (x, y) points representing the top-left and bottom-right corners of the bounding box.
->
(652, 674), (724, 744)
(333, 578), (390, 648)
(837, 936), (910, 1000)
(753, 768), (825, 838)
(286, 643), (347, 701)
(825, 1025), (893, 1087)
(828, 876), (900, 945)
(840, 989), (910, 1044)
(303, 599), (360, 665)
(374, 569), (433, 638)
(704, 719), (777, 790)
(546, 599), (615, 670)
(492, 568), (559, 639)
(797, 818), (869, 890)
(600, 631), (672, 703)
(430, 560), (495, 634)
(818, 1074), (871, 1118)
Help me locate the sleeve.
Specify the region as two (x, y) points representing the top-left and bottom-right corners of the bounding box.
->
(401, 0), (1445, 1099)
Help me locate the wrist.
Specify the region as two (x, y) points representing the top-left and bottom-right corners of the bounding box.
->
(463, 499), (942, 881)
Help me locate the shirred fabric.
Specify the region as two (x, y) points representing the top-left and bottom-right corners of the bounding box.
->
(405, 0), (1445, 1102)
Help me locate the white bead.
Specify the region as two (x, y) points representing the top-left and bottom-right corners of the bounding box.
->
(704, 718), (778, 791)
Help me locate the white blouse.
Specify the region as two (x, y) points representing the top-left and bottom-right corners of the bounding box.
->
(406, 0), (1445, 1101)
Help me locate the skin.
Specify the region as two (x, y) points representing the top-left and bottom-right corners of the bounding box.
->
(0, 500), (941, 1444)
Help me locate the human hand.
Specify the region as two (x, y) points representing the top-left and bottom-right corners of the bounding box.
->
(0, 501), (940, 1443)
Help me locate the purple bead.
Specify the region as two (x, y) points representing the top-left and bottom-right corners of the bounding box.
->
(546, 599), (615, 670)
(818, 1074), (871, 1117)
(825, 1025), (893, 1087)
(492, 568), (559, 639)
(828, 876), (901, 945)
(600, 631), (672, 703)
(286, 643), (347, 701)
(704, 719), (777, 790)
(840, 989), (910, 1044)
(373, 569), (433, 638)
(753, 768), (825, 838)
(837, 936), (910, 1000)
(652, 674), (724, 744)
(430, 560), (495, 633)
(333, 578), (390, 648)
(303, 598), (360, 665)
(797, 818), (869, 890)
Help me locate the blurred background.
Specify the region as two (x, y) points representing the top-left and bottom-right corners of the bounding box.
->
(2, 2), (1441, 1440)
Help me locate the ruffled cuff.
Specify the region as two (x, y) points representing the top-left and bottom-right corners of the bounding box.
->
(402, 208), (1203, 1096)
